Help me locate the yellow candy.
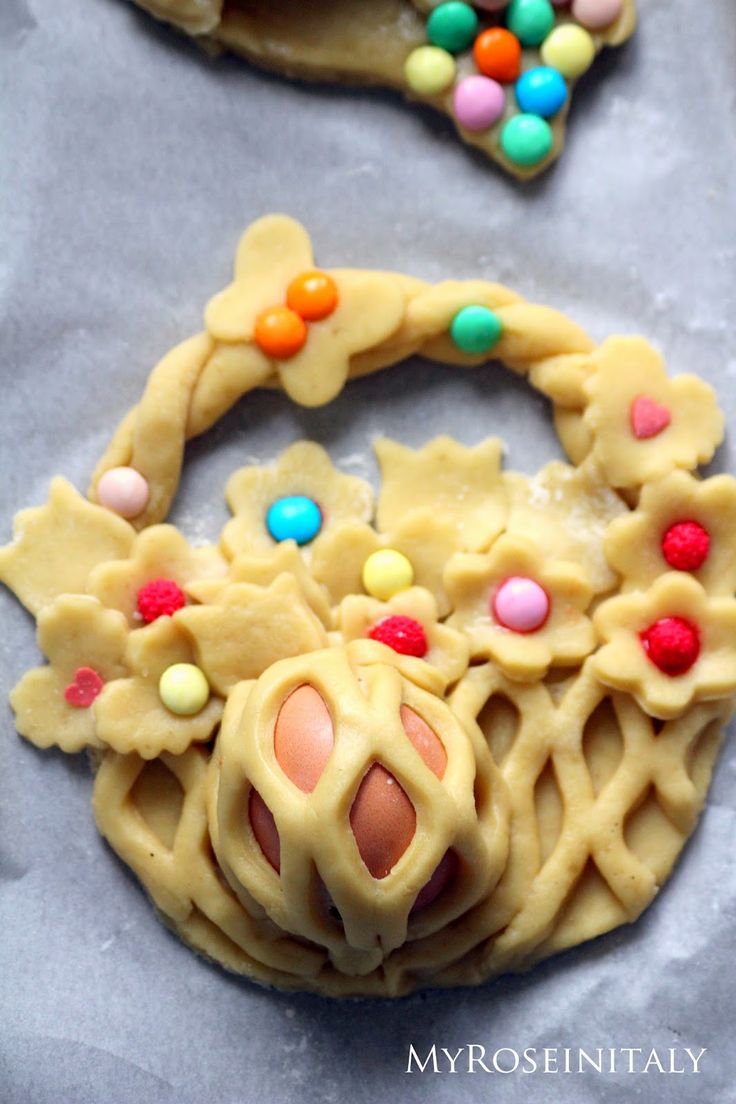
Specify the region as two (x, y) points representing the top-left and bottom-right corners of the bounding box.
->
(159, 663), (210, 716)
(362, 549), (414, 601)
(540, 24), (595, 79)
(404, 46), (456, 97)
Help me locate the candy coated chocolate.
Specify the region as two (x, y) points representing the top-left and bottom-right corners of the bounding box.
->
(97, 466), (149, 518)
(158, 663), (210, 715)
(516, 66), (567, 118)
(493, 576), (550, 632)
(267, 495), (322, 545)
(454, 75), (506, 131)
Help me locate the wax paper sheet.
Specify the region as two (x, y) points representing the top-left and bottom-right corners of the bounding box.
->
(1, 1), (735, 1101)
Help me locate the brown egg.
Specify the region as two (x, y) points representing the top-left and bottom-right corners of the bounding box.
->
(411, 849), (458, 913)
(350, 764), (416, 879)
(400, 705), (447, 779)
(249, 788), (281, 872)
(274, 685), (334, 793)
(399, 710), (454, 911)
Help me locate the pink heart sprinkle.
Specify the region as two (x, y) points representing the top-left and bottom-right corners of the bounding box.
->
(630, 395), (672, 440)
(64, 667), (104, 708)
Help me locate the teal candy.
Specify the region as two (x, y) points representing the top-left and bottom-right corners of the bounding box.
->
(266, 496), (322, 545)
(501, 113), (553, 166)
(427, 2), (479, 54)
(450, 306), (503, 355)
(506, 0), (555, 47)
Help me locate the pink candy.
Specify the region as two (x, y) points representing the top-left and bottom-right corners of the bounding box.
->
(571, 0), (623, 30)
(453, 75), (505, 132)
(96, 466), (150, 518)
(492, 576), (550, 633)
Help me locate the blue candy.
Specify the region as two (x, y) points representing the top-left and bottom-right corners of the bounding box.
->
(266, 495), (322, 545)
(515, 66), (567, 118)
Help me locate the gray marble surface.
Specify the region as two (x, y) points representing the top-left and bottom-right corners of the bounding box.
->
(1, 0), (735, 1101)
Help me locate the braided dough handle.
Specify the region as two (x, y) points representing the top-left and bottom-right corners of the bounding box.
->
(90, 215), (595, 528)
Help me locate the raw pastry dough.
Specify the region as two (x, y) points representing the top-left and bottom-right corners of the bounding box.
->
(127, 0), (636, 179)
(2, 215), (733, 997)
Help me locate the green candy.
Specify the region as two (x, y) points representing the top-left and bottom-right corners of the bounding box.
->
(450, 306), (503, 355)
(501, 113), (553, 166)
(427, 2), (479, 54)
(506, 0), (555, 47)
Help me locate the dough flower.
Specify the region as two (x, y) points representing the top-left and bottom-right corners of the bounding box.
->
(375, 436), (507, 552)
(221, 441), (374, 559)
(187, 540), (333, 628)
(504, 458), (627, 595)
(444, 535), (595, 680)
(94, 616), (223, 758)
(583, 337), (724, 488)
(605, 470), (736, 596)
(204, 215), (405, 406)
(334, 586), (469, 687)
(174, 576), (328, 696)
(310, 512), (459, 616)
(0, 478), (134, 615)
(592, 573), (736, 719)
(86, 524), (227, 626)
(10, 596), (128, 753)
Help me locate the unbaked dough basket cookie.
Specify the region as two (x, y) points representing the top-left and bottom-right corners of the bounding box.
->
(127, 0), (636, 179)
(2, 215), (734, 997)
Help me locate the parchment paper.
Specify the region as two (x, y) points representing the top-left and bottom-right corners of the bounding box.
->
(1, 1), (735, 1102)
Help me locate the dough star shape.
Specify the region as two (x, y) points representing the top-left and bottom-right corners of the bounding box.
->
(3, 214), (734, 997)
(127, 0), (636, 179)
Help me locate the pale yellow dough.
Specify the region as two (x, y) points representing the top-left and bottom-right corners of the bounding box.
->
(2, 214), (734, 997)
(126, 0), (636, 180)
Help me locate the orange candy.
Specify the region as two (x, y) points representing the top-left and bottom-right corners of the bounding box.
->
(254, 305), (307, 359)
(473, 27), (522, 83)
(254, 270), (338, 359)
(286, 269), (339, 322)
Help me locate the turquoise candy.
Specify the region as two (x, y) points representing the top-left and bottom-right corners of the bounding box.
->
(427, 2), (479, 54)
(516, 66), (567, 117)
(506, 0), (555, 47)
(266, 495), (322, 544)
(450, 306), (503, 355)
(501, 113), (554, 166)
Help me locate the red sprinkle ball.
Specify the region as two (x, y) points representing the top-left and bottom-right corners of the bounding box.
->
(136, 577), (186, 623)
(661, 520), (710, 572)
(368, 615), (428, 658)
(65, 666), (104, 708)
(640, 617), (700, 677)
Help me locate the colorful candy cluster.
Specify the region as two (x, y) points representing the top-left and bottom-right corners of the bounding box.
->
(404, 0), (623, 168)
